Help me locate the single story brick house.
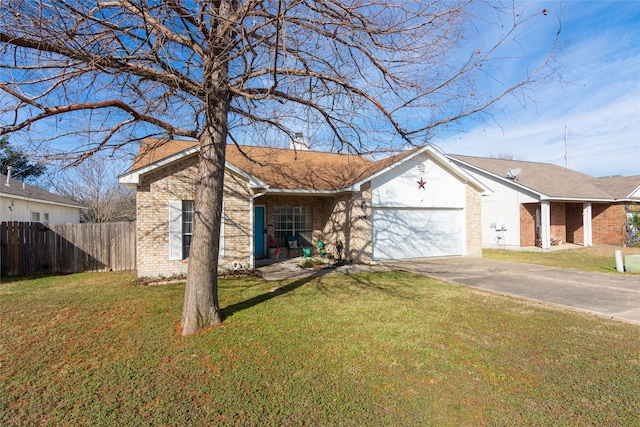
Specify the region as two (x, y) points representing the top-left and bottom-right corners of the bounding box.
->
(119, 139), (487, 277)
(448, 155), (640, 249)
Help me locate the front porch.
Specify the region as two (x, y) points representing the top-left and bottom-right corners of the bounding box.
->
(251, 192), (371, 268)
(520, 201), (629, 249)
(521, 201), (594, 250)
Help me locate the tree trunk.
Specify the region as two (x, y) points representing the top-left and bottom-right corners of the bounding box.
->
(180, 0), (236, 336)
(181, 121), (227, 335)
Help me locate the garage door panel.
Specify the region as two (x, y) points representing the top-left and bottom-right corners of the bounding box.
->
(373, 208), (464, 260)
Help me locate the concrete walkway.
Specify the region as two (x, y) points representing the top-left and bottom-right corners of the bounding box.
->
(382, 257), (640, 325)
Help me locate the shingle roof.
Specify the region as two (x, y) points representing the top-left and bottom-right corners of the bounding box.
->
(131, 139), (377, 191)
(130, 138), (199, 170)
(225, 145), (373, 191)
(0, 174), (85, 208)
(595, 175), (640, 199)
(449, 155), (619, 200)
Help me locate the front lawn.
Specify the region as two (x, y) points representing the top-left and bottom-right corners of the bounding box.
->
(484, 246), (640, 273)
(1, 271), (638, 425)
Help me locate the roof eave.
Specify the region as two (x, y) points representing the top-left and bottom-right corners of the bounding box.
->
(348, 145), (488, 193)
(260, 188), (354, 196)
(628, 184), (640, 199)
(539, 196), (626, 203)
(0, 193), (86, 209)
(450, 157), (546, 198)
(118, 146), (200, 187)
(118, 146), (269, 190)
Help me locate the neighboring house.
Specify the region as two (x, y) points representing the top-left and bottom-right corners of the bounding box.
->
(448, 155), (640, 249)
(119, 139), (487, 277)
(0, 173), (84, 223)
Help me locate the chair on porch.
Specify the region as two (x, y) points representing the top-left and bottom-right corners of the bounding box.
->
(286, 235), (301, 257)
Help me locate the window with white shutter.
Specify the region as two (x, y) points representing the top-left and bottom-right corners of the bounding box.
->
(169, 200), (224, 260)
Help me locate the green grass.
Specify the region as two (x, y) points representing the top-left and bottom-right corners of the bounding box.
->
(1, 271), (639, 425)
(484, 246), (640, 274)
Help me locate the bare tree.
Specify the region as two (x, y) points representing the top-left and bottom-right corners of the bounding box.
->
(0, 1), (559, 334)
(47, 158), (136, 223)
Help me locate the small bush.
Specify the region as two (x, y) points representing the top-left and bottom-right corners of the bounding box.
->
(300, 258), (324, 269)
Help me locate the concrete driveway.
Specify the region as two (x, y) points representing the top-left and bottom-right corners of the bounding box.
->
(382, 257), (640, 325)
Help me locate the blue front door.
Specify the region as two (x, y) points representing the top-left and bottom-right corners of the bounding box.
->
(254, 206), (266, 257)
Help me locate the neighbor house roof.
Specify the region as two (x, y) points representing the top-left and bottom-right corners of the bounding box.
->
(449, 155), (622, 201)
(0, 174), (85, 209)
(124, 139), (486, 193)
(594, 175), (640, 200)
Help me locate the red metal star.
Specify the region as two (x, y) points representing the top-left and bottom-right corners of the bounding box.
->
(417, 178), (427, 189)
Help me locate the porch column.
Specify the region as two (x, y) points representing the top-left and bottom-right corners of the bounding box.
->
(583, 202), (593, 246)
(540, 201), (551, 250)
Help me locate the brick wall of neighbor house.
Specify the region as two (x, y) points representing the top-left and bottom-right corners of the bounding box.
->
(136, 156), (252, 277)
(565, 203), (584, 245)
(592, 203), (626, 245)
(465, 184), (483, 257)
(550, 202), (566, 244)
(520, 203), (537, 247)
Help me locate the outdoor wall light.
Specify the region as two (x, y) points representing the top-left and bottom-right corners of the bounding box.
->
(360, 199), (368, 220)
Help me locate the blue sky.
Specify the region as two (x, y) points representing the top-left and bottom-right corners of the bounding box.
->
(4, 1), (637, 180)
(435, 1), (640, 177)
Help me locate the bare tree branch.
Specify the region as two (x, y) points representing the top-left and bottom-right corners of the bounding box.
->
(0, 0), (560, 334)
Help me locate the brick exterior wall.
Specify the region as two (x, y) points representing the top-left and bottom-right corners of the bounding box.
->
(517, 202), (629, 248)
(565, 203), (584, 245)
(465, 184), (483, 257)
(256, 194), (332, 257)
(136, 158), (485, 276)
(592, 203), (626, 245)
(520, 203), (537, 247)
(321, 185), (373, 263)
(136, 155), (252, 277)
(550, 202), (566, 244)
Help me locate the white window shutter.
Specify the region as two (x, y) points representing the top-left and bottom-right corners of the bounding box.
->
(219, 202), (225, 258)
(169, 201), (183, 260)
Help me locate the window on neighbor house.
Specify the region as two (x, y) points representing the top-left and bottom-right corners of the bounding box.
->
(169, 201), (224, 260)
(31, 212), (40, 222)
(274, 206), (312, 247)
(44, 213), (49, 222)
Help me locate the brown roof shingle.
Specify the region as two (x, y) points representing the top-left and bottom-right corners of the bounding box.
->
(449, 155), (616, 200)
(595, 175), (640, 199)
(131, 139), (374, 191)
(0, 174), (85, 208)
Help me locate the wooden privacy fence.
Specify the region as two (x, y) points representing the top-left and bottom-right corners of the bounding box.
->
(1, 221), (136, 276)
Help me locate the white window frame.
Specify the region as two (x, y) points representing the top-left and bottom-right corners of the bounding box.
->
(169, 201), (224, 261)
(274, 206), (313, 247)
(31, 212), (40, 222)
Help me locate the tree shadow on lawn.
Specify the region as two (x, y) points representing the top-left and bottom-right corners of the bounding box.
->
(222, 269), (420, 320)
(221, 270), (326, 320)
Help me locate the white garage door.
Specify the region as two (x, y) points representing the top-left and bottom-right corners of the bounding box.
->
(372, 208), (465, 260)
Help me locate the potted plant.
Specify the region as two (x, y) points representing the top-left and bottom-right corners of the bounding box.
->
(267, 237), (279, 259)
